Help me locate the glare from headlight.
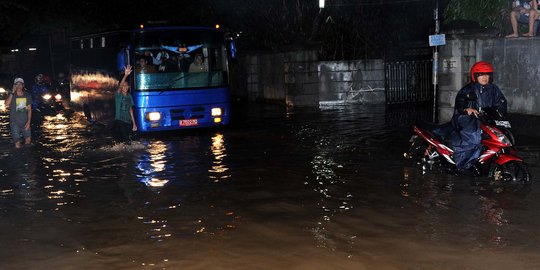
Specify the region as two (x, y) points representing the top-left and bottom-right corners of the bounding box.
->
(42, 94), (52, 100)
(55, 94), (62, 100)
(70, 91), (80, 102)
(211, 107), (222, 116)
(147, 112), (161, 121)
(0, 88), (6, 93)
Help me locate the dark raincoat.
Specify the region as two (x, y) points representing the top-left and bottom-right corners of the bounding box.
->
(31, 83), (49, 109)
(451, 82), (507, 170)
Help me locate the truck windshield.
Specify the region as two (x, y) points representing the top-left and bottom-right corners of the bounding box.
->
(132, 28), (228, 91)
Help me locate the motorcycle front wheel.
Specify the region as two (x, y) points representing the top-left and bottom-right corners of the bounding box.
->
(493, 161), (531, 185)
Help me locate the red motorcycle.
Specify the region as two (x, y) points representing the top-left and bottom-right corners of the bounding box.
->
(405, 107), (530, 188)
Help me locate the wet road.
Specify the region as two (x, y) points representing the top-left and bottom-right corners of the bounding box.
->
(1, 104), (540, 269)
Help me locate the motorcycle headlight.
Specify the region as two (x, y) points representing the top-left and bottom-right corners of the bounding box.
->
(42, 94), (52, 100)
(487, 126), (512, 146)
(55, 94), (62, 100)
(0, 87), (6, 93)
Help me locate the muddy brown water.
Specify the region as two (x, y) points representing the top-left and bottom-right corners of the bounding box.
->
(1, 104), (539, 269)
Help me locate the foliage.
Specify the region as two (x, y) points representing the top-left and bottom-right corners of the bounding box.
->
(443, 0), (510, 31)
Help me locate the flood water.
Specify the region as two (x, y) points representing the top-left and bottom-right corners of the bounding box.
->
(1, 103), (540, 270)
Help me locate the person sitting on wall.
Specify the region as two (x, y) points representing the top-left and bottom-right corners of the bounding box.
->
(506, 0), (539, 37)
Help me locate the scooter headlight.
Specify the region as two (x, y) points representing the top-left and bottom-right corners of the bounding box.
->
(487, 126), (512, 146)
(42, 94), (52, 100)
(54, 94), (62, 100)
(0, 88), (6, 93)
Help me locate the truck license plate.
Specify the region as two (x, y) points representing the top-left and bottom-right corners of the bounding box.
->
(180, 119), (198, 126)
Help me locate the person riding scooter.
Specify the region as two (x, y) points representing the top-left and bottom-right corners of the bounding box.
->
(31, 74), (48, 111)
(451, 61), (508, 175)
(31, 73), (64, 114)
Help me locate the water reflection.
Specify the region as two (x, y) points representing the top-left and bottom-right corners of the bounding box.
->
(37, 113), (89, 211)
(209, 133), (230, 182)
(400, 161), (523, 249)
(0, 113), (10, 142)
(137, 141), (171, 188)
(478, 194), (512, 247)
(401, 167), (411, 197)
(1, 103), (540, 269)
(40, 113), (89, 151)
(298, 107), (372, 251)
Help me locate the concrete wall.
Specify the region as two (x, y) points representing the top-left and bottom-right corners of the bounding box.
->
(239, 52), (385, 106)
(438, 34), (540, 123)
(319, 60), (385, 105)
(284, 51), (319, 106)
(240, 35), (540, 119)
(240, 51), (318, 106)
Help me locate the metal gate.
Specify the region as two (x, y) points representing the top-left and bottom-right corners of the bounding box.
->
(385, 60), (433, 104)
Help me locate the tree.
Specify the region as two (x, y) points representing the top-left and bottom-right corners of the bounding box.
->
(444, 0), (510, 32)
(210, 0), (438, 60)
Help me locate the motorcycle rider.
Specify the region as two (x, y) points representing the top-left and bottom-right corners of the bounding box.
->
(31, 74), (48, 112)
(452, 61), (508, 175)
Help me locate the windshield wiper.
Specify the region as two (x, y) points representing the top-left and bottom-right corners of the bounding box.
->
(164, 73), (191, 91)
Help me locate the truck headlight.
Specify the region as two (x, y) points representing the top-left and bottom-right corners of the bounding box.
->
(146, 112), (161, 121)
(211, 107), (222, 116)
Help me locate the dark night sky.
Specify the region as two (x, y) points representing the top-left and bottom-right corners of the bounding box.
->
(0, 0), (449, 59)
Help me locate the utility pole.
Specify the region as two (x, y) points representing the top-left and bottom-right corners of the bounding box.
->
(432, 0), (439, 123)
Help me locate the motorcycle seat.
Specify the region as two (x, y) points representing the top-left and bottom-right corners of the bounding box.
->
(416, 120), (454, 145)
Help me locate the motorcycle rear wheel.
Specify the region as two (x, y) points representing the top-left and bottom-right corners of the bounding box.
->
(405, 136), (442, 172)
(405, 135), (427, 161)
